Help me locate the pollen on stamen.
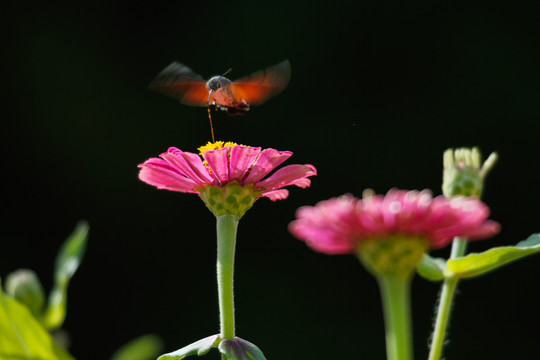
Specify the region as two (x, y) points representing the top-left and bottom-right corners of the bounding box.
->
(198, 141), (249, 169)
(198, 141), (244, 156)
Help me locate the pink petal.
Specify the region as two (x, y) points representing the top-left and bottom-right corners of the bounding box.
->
(138, 158), (199, 193)
(256, 164), (316, 191)
(289, 218), (356, 254)
(229, 146), (261, 181)
(288, 178), (312, 188)
(450, 197), (490, 224)
(243, 148), (293, 184)
(261, 189), (289, 201)
(465, 220), (501, 240)
(289, 196), (360, 254)
(306, 238), (356, 254)
(160, 148), (213, 185)
(203, 147), (230, 184)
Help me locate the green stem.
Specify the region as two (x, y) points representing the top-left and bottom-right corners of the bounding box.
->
(428, 276), (458, 360)
(216, 214), (239, 340)
(428, 236), (467, 360)
(449, 236), (468, 259)
(377, 274), (413, 360)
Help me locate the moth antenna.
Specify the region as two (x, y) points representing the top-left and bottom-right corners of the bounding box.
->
(221, 68), (232, 78)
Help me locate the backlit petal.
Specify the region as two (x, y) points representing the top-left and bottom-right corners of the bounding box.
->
(229, 145), (261, 181)
(138, 158), (199, 193)
(203, 147), (230, 184)
(243, 148), (292, 184)
(160, 148), (213, 185)
(261, 189), (289, 201)
(256, 164), (316, 191)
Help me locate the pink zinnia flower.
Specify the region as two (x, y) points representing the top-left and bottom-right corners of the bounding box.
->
(289, 189), (500, 255)
(138, 141), (316, 218)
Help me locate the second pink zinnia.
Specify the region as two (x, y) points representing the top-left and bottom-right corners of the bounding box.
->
(289, 189), (500, 255)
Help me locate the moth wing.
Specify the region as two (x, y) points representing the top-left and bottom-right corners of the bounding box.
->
(149, 62), (209, 107)
(230, 60), (291, 106)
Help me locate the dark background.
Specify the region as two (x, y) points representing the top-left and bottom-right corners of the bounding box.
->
(2, 1), (540, 359)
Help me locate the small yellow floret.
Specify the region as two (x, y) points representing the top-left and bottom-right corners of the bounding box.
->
(198, 141), (239, 156)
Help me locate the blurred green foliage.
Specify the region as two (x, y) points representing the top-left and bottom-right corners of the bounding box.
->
(0, 221), (88, 359)
(111, 334), (164, 360)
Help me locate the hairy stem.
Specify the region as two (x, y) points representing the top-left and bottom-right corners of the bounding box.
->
(216, 214), (239, 340)
(428, 236), (467, 360)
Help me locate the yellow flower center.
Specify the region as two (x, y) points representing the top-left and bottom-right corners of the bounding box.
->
(198, 141), (240, 156)
(197, 141), (247, 168)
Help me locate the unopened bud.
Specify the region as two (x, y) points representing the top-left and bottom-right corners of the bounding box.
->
(442, 147), (497, 198)
(5, 269), (45, 318)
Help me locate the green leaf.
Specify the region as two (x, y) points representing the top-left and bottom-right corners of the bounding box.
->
(42, 221), (89, 330)
(0, 281), (75, 360)
(218, 337), (267, 360)
(446, 234), (540, 279)
(157, 334), (220, 360)
(515, 234), (540, 248)
(111, 334), (164, 360)
(416, 254), (446, 281)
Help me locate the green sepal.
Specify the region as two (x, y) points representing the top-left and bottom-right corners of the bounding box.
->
(416, 254), (446, 281)
(0, 280), (75, 360)
(42, 221), (89, 330)
(218, 337), (267, 360)
(157, 334), (221, 360)
(356, 236), (429, 280)
(198, 182), (261, 219)
(445, 234), (540, 279)
(157, 336), (267, 360)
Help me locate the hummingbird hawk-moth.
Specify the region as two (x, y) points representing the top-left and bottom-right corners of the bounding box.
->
(149, 60), (291, 115)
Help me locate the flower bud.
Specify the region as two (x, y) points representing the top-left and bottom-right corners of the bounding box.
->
(5, 269), (45, 318)
(442, 147), (497, 198)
